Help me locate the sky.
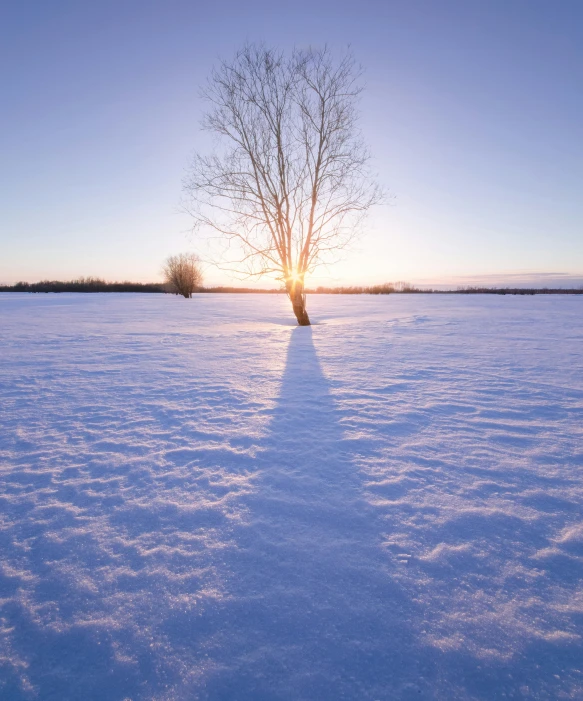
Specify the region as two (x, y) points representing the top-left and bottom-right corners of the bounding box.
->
(1, 0), (582, 287)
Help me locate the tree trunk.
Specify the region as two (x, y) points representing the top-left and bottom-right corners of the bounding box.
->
(287, 281), (311, 326)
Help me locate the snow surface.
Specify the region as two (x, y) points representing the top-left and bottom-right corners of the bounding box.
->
(1, 292), (582, 700)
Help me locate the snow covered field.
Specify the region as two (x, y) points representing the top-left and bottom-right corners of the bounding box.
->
(1, 292), (582, 700)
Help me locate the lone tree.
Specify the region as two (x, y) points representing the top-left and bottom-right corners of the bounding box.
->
(163, 253), (203, 298)
(184, 44), (381, 325)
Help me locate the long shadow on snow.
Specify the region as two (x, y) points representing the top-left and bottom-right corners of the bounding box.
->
(195, 327), (431, 701)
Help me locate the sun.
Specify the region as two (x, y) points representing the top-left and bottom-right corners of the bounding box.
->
(287, 269), (303, 283)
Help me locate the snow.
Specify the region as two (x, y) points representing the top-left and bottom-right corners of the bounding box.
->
(1, 292), (582, 700)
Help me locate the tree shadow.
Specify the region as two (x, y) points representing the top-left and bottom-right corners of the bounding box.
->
(196, 327), (431, 700)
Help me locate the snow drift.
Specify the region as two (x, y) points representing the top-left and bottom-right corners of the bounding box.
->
(0, 293), (582, 699)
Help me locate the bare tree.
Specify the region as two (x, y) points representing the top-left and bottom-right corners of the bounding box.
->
(163, 253), (203, 298)
(184, 44), (382, 325)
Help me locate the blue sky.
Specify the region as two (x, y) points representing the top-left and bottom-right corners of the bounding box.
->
(1, 0), (582, 286)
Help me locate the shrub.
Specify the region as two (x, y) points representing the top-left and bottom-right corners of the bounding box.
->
(162, 254), (203, 298)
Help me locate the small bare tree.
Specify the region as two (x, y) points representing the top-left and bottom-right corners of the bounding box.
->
(184, 44), (381, 325)
(163, 253), (203, 298)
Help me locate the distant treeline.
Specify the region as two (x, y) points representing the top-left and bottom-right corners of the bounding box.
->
(1, 278), (582, 295)
(308, 283), (420, 294)
(199, 286), (282, 294)
(311, 285), (583, 295)
(204, 283), (421, 294)
(0, 280), (418, 294)
(452, 286), (583, 295)
(1, 278), (165, 293)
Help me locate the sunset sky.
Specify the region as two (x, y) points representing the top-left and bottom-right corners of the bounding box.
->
(1, 0), (582, 287)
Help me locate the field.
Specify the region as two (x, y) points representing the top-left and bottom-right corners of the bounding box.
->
(1, 293), (582, 700)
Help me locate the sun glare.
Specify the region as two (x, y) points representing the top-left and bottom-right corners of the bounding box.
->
(287, 270), (303, 283)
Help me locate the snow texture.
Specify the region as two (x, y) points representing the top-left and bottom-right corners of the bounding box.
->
(1, 293), (582, 700)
